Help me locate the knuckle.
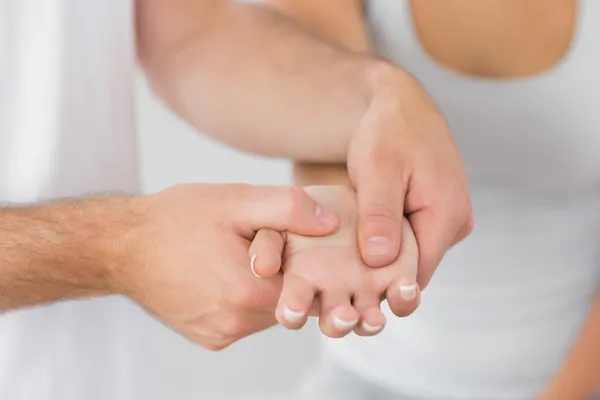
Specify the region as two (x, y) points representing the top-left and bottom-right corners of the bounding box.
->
(453, 200), (475, 240)
(228, 284), (259, 309)
(219, 315), (246, 338)
(365, 149), (400, 176)
(204, 340), (231, 352)
(375, 146), (399, 165)
(283, 186), (305, 215)
(362, 203), (401, 223)
(464, 212), (475, 235)
(202, 342), (222, 352)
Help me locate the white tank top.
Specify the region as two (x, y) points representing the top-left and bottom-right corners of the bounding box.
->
(325, 1), (600, 398)
(0, 1), (142, 399)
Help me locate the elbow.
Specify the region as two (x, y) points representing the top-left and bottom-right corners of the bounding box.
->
(135, 0), (229, 72)
(135, 0), (231, 107)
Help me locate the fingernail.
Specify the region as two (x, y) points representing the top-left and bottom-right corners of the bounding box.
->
(366, 236), (392, 256)
(333, 316), (358, 330)
(315, 203), (338, 227)
(361, 322), (383, 333)
(399, 284), (417, 301)
(250, 254), (261, 278)
(283, 306), (305, 323)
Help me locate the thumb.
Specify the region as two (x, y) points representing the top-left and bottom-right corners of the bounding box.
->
(355, 165), (406, 268)
(231, 185), (340, 236)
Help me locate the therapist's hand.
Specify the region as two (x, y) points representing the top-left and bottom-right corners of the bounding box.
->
(113, 183), (339, 351)
(347, 68), (474, 289)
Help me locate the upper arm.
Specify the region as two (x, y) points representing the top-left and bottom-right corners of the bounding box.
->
(260, 0), (371, 52)
(136, 0), (369, 69)
(135, 0), (224, 68)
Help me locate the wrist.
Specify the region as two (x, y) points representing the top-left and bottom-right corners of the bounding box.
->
(363, 60), (434, 126)
(365, 60), (410, 102)
(293, 162), (352, 186)
(99, 195), (152, 297)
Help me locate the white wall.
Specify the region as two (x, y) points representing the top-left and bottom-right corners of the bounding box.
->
(135, 76), (321, 400)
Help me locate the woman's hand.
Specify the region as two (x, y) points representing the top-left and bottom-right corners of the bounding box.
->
(249, 185), (420, 338)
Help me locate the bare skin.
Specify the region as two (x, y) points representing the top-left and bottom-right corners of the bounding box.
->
(260, 0), (597, 398)
(136, 0), (474, 290)
(2, 0), (475, 357)
(249, 186), (420, 339)
(537, 289), (600, 399)
(0, 184), (339, 351)
(409, 0), (577, 79)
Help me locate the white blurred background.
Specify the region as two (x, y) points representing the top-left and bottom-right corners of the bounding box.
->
(1, 1), (325, 399)
(135, 74), (322, 400)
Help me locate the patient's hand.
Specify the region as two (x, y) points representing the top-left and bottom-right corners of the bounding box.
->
(249, 186), (419, 338)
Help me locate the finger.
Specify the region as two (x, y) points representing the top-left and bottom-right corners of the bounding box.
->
(387, 280), (420, 318)
(226, 239), (283, 312)
(352, 291), (386, 336)
(231, 185), (340, 237)
(386, 219), (421, 317)
(412, 195), (474, 289)
(354, 307), (386, 337)
(450, 212), (475, 247)
(355, 160), (406, 268)
(276, 273), (316, 330)
(319, 292), (359, 338)
(408, 207), (456, 290)
(248, 229), (284, 278)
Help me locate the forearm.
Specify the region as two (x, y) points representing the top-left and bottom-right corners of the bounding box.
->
(539, 291), (600, 399)
(259, 0), (372, 184)
(137, 0), (400, 162)
(0, 196), (135, 312)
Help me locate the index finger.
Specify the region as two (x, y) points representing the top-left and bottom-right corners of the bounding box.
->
(409, 206), (457, 290)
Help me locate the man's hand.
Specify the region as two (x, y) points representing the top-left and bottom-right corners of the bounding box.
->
(347, 67), (474, 289)
(114, 184), (339, 350)
(0, 184), (338, 351)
